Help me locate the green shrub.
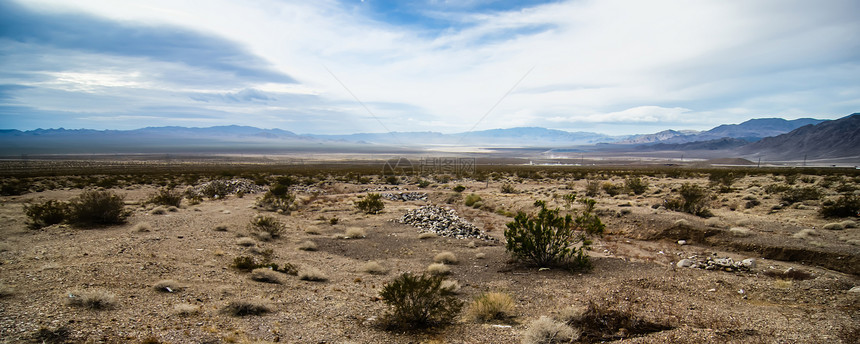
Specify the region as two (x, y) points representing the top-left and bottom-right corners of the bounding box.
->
(417, 179), (431, 188)
(780, 186), (823, 204)
(248, 215), (284, 239)
(24, 200), (68, 229)
(601, 182), (624, 196)
(453, 185), (466, 192)
(665, 183), (712, 217)
(379, 273), (463, 330)
(504, 198), (604, 269)
(256, 190), (294, 213)
(386, 175), (400, 185)
(820, 195), (860, 218)
(464, 193), (482, 208)
(148, 187), (182, 207)
(356, 193), (384, 214)
(624, 177), (649, 195)
(66, 190), (129, 226)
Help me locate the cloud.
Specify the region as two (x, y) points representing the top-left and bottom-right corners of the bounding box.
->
(1, 0), (859, 134)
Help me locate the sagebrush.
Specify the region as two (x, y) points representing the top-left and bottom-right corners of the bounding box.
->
(378, 272), (463, 330)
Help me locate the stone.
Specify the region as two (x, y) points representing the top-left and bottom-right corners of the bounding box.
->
(677, 240), (687, 245)
(741, 258), (757, 269)
(677, 259), (695, 268)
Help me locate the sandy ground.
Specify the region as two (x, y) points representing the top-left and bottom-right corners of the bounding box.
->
(0, 173), (858, 343)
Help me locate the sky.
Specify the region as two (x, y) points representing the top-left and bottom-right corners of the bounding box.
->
(1, 0), (859, 135)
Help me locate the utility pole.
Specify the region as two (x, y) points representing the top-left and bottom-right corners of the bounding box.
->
(803, 154), (807, 167)
(757, 157), (761, 168)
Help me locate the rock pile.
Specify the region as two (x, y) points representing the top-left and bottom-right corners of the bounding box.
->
(381, 192), (427, 201)
(399, 205), (493, 241)
(187, 178), (265, 198)
(676, 256), (756, 272)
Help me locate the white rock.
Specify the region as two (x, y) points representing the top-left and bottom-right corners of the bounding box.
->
(677, 259), (695, 268)
(677, 240), (687, 245)
(741, 258), (757, 269)
(849, 286), (860, 293)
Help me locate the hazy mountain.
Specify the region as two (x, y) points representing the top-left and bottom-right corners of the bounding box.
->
(617, 129), (699, 144)
(640, 137), (750, 151)
(739, 113), (860, 160)
(309, 127), (616, 146)
(620, 118), (825, 145)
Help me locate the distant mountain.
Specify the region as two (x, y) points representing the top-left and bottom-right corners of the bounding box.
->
(617, 130), (698, 144)
(622, 118), (825, 145)
(641, 137), (750, 151)
(739, 114), (860, 160)
(309, 127), (616, 147)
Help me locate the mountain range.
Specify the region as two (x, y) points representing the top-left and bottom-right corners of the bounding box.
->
(1, 114), (858, 161)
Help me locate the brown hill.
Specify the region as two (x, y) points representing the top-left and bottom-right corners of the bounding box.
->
(740, 113), (860, 160)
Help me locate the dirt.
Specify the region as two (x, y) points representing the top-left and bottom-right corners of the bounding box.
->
(1, 173), (858, 343)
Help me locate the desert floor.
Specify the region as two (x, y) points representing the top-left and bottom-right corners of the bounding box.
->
(1, 169), (858, 343)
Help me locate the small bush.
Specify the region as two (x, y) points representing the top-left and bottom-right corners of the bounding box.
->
(24, 200), (68, 229)
(819, 195), (860, 218)
(152, 280), (182, 293)
(501, 184), (518, 194)
(433, 251), (458, 264)
(222, 299), (272, 316)
(417, 179), (431, 188)
(440, 280), (461, 293)
(522, 316), (579, 344)
(378, 273), (463, 330)
(66, 190), (129, 226)
(200, 180), (231, 199)
(298, 267), (328, 281)
(133, 222), (152, 232)
(665, 183), (712, 217)
(464, 193), (482, 208)
(504, 198), (604, 269)
(65, 289), (116, 310)
(426, 263), (451, 275)
(214, 223), (229, 231)
(297, 240), (317, 251)
(356, 193), (385, 214)
(418, 232), (436, 240)
(236, 237), (256, 247)
(248, 215), (284, 239)
(467, 292), (515, 322)
(584, 180), (600, 197)
(256, 189), (294, 213)
(344, 227), (367, 239)
(601, 182), (624, 196)
(173, 303), (200, 316)
(148, 187), (182, 207)
(453, 185), (466, 192)
(780, 186), (823, 204)
(361, 261), (388, 275)
(250, 268), (283, 284)
(231, 255), (297, 275)
(624, 177), (649, 195)
(31, 326), (72, 344)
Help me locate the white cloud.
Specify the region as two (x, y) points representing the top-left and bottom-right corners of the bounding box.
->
(8, 0), (860, 133)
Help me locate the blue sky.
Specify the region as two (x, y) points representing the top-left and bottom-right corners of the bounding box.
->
(1, 0), (858, 135)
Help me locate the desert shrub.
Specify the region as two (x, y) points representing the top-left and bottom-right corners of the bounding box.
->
(565, 301), (672, 342)
(440, 280), (461, 293)
(66, 190), (129, 226)
(148, 187), (182, 207)
(231, 255), (297, 275)
(298, 267), (328, 281)
(152, 280), (182, 293)
(0, 178), (30, 196)
(386, 175), (400, 185)
(250, 268), (283, 284)
(329, 217), (339, 225)
(361, 261), (388, 275)
(504, 198), (604, 269)
(819, 195), (860, 218)
(222, 299), (272, 316)
(378, 273), (463, 330)
(256, 190), (294, 213)
(426, 263), (451, 275)
(464, 193), (482, 208)
(248, 215), (284, 239)
(31, 326), (72, 344)
(150, 206), (166, 215)
(601, 182), (624, 196)
(780, 186), (823, 204)
(665, 183), (712, 217)
(584, 180), (600, 197)
(501, 184), (517, 194)
(65, 289), (116, 310)
(297, 240), (317, 251)
(214, 223), (229, 231)
(784, 173), (799, 185)
(417, 179), (431, 188)
(467, 292), (515, 322)
(453, 184), (466, 192)
(24, 200), (68, 229)
(764, 183), (791, 194)
(624, 177), (649, 195)
(835, 182), (857, 193)
(236, 237), (256, 247)
(763, 268), (813, 280)
(418, 232), (436, 239)
(709, 170), (742, 192)
(344, 227), (366, 238)
(522, 316), (579, 344)
(356, 193), (384, 214)
(744, 197), (761, 209)
(433, 251), (458, 264)
(173, 303), (200, 316)
(200, 180), (231, 199)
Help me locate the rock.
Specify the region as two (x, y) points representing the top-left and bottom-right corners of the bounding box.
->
(677, 259), (695, 268)
(677, 240), (687, 245)
(399, 205), (494, 241)
(741, 258), (757, 269)
(381, 192), (427, 202)
(848, 286), (860, 293)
